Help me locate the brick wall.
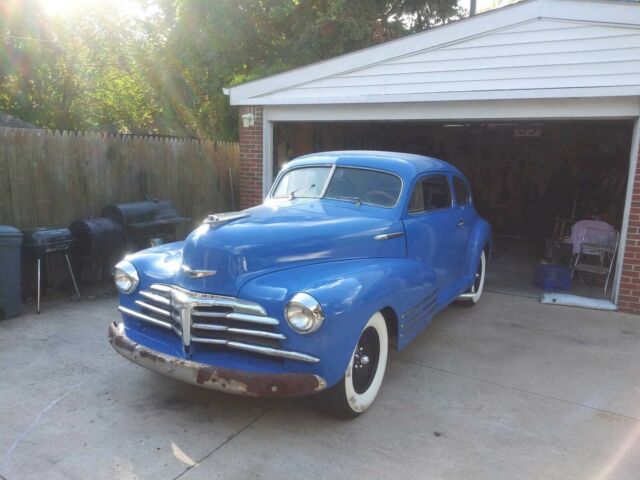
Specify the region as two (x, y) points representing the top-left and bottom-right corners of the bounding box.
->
(238, 106), (264, 209)
(618, 151), (640, 314)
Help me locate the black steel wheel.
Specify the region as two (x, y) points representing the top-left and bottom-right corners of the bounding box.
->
(325, 312), (388, 418)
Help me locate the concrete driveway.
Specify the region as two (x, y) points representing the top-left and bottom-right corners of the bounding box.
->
(1, 292), (639, 480)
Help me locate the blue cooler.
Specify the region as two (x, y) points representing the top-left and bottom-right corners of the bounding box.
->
(534, 263), (572, 292)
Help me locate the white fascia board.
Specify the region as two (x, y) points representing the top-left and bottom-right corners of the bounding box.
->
(228, 0), (543, 105)
(264, 97), (640, 122)
(239, 86), (640, 106)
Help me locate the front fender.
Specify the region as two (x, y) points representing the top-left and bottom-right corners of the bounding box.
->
(238, 258), (436, 387)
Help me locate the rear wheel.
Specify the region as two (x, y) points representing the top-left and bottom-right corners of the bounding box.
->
(458, 250), (486, 306)
(326, 311), (388, 418)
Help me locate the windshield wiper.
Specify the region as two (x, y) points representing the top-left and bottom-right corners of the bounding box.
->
(289, 184), (316, 199)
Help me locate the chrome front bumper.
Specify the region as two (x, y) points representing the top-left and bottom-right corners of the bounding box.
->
(108, 322), (327, 398)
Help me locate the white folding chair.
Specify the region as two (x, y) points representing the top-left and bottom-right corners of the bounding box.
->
(570, 228), (619, 295)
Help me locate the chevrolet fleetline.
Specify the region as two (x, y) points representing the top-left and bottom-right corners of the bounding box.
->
(109, 151), (492, 417)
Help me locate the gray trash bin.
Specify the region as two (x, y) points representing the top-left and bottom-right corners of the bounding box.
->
(0, 225), (23, 319)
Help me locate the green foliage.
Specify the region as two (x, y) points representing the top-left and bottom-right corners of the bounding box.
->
(0, 0), (461, 139)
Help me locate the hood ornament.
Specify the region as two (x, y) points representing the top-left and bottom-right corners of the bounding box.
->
(203, 211), (250, 227)
(181, 264), (217, 278)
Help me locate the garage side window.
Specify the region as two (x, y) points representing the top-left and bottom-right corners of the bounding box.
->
(408, 175), (452, 213)
(453, 176), (471, 206)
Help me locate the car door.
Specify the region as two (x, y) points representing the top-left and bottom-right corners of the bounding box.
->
(452, 175), (475, 278)
(403, 174), (464, 299)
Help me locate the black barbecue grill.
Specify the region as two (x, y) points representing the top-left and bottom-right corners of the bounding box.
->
(69, 217), (125, 257)
(69, 217), (126, 282)
(101, 200), (191, 251)
(22, 227), (81, 313)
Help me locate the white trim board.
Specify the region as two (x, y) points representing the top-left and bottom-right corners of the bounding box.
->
(613, 116), (640, 305)
(264, 97), (640, 122)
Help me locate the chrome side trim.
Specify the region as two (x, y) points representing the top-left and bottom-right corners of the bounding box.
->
(227, 341), (320, 363)
(191, 323), (227, 331)
(150, 284), (172, 293)
(118, 305), (172, 330)
(192, 322), (286, 340)
(374, 232), (405, 241)
(181, 265), (217, 278)
(190, 336), (227, 345)
(191, 310), (279, 326)
(135, 300), (171, 317)
(140, 290), (171, 306)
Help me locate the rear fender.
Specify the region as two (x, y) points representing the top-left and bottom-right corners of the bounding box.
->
(238, 258), (437, 387)
(465, 218), (492, 279)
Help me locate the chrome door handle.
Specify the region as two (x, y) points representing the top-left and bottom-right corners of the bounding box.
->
(456, 219), (465, 227)
(374, 232), (405, 241)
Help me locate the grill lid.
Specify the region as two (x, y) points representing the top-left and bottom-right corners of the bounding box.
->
(22, 227), (75, 247)
(101, 200), (190, 229)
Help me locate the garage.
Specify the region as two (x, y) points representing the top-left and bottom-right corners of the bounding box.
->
(228, 0), (640, 313)
(271, 119), (633, 302)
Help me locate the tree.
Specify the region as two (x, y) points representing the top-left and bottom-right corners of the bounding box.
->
(163, 0), (461, 140)
(0, 0), (162, 132)
(0, 0), (462, 138)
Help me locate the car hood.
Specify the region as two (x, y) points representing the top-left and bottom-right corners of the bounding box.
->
(173, 199), (405, 296)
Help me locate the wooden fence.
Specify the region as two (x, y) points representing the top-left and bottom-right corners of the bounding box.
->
(0, 127), (240, 230)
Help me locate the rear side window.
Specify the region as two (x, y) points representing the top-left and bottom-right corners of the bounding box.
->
(453, 176), (471, 205)
(408, 175), (452, 213)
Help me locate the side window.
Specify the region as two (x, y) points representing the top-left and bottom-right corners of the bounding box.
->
(408, 175), (452, 213)
(453, 176), (471, 206)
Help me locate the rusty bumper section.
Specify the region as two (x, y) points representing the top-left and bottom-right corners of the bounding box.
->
(108, 322), (327, 398)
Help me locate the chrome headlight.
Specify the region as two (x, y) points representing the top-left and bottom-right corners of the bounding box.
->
(285, 293), (324, 334)
(112, 260), (139, 294)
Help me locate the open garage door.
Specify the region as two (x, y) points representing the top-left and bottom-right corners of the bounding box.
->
(273, 120), (634, 303)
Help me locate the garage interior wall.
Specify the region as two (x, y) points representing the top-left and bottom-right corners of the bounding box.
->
(273, 120), (633, 300)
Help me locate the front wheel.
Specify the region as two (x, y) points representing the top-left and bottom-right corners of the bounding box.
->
(326, 311), (388, 418)
(458, 250), (486, 306)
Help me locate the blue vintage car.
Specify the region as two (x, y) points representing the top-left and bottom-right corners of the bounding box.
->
(109, 151), (492, 417)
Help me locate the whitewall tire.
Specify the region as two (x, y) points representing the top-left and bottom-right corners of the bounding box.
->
(326, 311), (388, 418)
(459, 250), (486, 306)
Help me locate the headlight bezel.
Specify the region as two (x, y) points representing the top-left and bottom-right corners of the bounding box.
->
(284, 292), (324, 334)
(113, 260), (139, 294)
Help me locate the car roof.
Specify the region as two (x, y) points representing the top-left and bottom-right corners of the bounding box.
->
(289, 151), (462, 180)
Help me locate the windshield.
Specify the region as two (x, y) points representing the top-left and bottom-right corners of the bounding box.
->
(325, 167), (401, 207)
(272, 166), (402, 208)
(271, 166), (331, 199)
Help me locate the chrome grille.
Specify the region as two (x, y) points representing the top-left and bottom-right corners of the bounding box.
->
(118, 284), (319, 363)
